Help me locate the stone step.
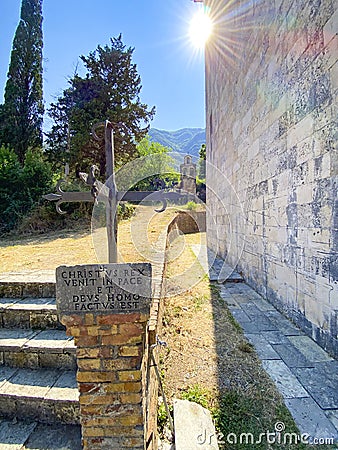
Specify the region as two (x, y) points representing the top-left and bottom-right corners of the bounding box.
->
(0, 366), (79, 425)
(0, 418), (81, 449)
(0, 281), (55, 299)
(0, 297), (63, 330)
(0, 328), (76, 370)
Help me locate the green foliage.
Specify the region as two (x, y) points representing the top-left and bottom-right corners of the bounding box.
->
(136, 135), (170, 157)
(157, 403), (169, 430)
(46, 35), (155, 174)
(0, 146), (52, 233)
(213, 392), (330, 450)
(16, 202), (84, 234)
(21, 149), (52, 202)
(129, 136), (179, 191)
(0, 0), (43, 165)
(211, 282), (243, 331)
(117, 202), (135, 221)
(193, 294), (208, 311)
(0, 147), (22, 230)
(237, 342), (254, 353)
(17, 198), (135, 234)
(198, 143), (206, 180)
(157, 401), (174, 439)
(196, 143), (206, 201)
(186, 201), (198, 210)
(181, 384), (210, 409)
(196, 179), (206, 202)
(23, 175), (134, 233)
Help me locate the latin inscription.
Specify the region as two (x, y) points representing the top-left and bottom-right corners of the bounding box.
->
(56, 263), (152, 314)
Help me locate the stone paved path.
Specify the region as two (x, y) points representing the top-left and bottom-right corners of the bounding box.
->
(205, 250), (338, 445)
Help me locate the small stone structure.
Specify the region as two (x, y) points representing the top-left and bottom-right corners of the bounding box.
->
(56, 263), (156, 449)
(180, 155), (197, 194)
(167, 210), (206, 236)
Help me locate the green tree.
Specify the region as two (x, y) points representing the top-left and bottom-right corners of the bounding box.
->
(0, 0), (44, 165)
(113, 135), (179, 192)
(0, 146), (22, 231)
(198, 143), (206, 180)
(46, 35), (155, 176)
(133, 136), (178, 190)
(137, 135), (170, 158)
(0, 146), (52, 233)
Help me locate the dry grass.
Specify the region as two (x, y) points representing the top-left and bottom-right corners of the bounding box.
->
(0, 206), (176, 273)
(0, 229), (95, 273)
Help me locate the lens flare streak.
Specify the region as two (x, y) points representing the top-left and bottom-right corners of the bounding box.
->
(206, 0), (264, 68)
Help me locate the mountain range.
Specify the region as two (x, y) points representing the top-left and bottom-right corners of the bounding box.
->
(148, 128), (206, 157)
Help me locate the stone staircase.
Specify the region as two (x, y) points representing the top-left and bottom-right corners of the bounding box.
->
(0, 279), (82, 449)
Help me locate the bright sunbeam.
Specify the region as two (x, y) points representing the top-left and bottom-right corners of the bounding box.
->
(189, 8), (213, 49)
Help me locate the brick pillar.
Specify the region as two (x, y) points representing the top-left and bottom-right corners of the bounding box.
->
(56, 263), (152, 450)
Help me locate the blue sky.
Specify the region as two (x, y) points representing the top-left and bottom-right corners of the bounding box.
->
(0, 0), (206, 132)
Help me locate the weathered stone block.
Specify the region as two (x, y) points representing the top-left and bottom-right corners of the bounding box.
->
(30, 312), (60, 330)
(56, 264), (152, 316)
(77, 358), (101, 371)
(104, 382), (142, 394)
(120, 393), (142, 404)
(117, 370), (142, 382)
(83, 427), (105, 437)
(40, 352), (76, 370)
(119, 323), (144, 336)
(205, 0), (337, 357)
(79, 394), (118, 406)
(101, 334), (143, 346)
(4, 351), (39, 369)
(102, 357), (141, 371)
(76, 371), (117, 383)
(76, 347), (113, 359)
(119, 346), (140, 357)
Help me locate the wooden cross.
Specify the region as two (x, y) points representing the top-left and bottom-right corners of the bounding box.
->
(43, 121), (193, 263)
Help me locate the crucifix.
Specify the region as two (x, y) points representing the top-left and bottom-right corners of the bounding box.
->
(43, 120), (194, 263)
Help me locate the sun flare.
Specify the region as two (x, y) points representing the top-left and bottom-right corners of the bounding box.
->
(189, 8), (213, 49)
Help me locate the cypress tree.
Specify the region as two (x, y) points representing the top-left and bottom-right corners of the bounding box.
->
(0, 0), (44, 165)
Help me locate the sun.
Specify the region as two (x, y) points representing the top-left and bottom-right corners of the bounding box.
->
(189, 8), (213, 49)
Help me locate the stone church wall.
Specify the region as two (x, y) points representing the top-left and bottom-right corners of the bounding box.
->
(205, 0), (337, 355)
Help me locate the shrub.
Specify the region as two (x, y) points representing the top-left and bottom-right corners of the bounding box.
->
(0, 146), (23, 231)
(118, 202), (135, 221)
(196, 180), (206, 202)
(186, 201), (197, 211)
(0, 147), (136, 235)
(0, 146), (53, 234)
(181, 384), (210, 409)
